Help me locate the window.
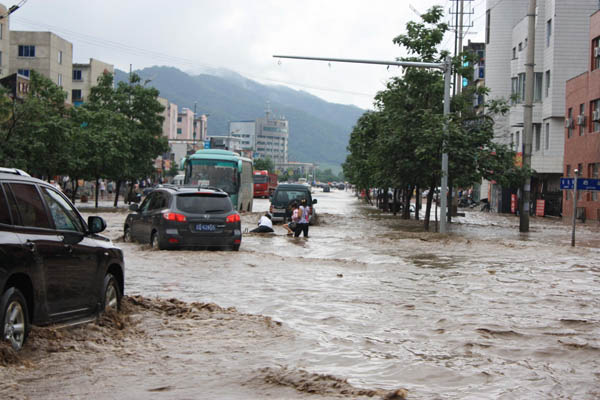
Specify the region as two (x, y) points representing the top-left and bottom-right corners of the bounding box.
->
(545, 123), (550, 150)
(17, 69), (30, 77)
(485, 9), (491, 44)
(0, 185), (11, 225)
(177, 116), (182, 122)
(0, 23), (3, 40)
(177, 128), (182, 134)
(515, 131), (520, 152)
(41, 188), (84, 232)
(511, 77), (519, 104)
(518, 73), (526, 102)
(18, 45), (35, 57)
(73, 69), (82, 81)
(72, 89), (82, 101)
(512, 47), (517, 59)
(545, 70), (551, 97)
(546, 19), (552, 47)
(534, 72), (543, 102)
(534, 124), (541, 151)
(594, 37), (600, 70)
(579, 103), (585, 136)
(58, 50), (62, 65)
(518, 42), (522, 51)
(8, 183), (51, 228)
(592, 99), (600, 132)
(57, 73), (62, 87)
(567, 108), (573, 138)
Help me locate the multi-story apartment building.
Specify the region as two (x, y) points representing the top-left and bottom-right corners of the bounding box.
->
(71, 58), (113, 105)
(159, 97), (179, 140)
(485, 0), (599, 215)
(564, 9), (600, 221)
(10, 31), (73, 102)
(160, 102), (209, 168)
(484, 0), (528, 211)
(0, 5), (10, 78)
(177, 108), (195, 141)
(229, 121), (256, 153)
(255, 108), (288, 166)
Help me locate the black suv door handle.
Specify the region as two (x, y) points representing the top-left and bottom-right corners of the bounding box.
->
(64, 244), (73, 254)
(25, 241), (36, 252)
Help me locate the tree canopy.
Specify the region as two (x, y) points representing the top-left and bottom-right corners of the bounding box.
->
(343, 6), (527, 229)
(0, 71), (168, 208)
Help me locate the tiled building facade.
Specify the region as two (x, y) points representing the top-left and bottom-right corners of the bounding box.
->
(564, 10), (600, 221)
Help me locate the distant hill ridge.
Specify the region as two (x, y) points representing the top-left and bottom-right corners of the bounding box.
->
(115, 66), (365, 165)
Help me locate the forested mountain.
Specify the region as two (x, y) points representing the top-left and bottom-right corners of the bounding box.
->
(115, 66), (366, 165)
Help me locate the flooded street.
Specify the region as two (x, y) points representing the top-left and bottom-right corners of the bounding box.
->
(2, 189), (600, 399)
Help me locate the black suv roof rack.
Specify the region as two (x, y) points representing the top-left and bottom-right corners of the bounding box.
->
(0, 167), (31, 177)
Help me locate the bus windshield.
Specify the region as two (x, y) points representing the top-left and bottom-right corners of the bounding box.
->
(187, 160), (238, 194)
(253, 175), (268, 183)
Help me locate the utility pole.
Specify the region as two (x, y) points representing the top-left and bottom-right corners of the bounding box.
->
(457, 0), (465, 96)
(571, 169), (579, 247)
(273, 54), (453, 233)
(520, 0), (536, 232)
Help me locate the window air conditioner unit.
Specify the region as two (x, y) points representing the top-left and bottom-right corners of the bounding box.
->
(564, 118), (573, 128)
(592, 110), (600, 122)
(595, 47), (600, 58)
(577, 114), (586, 126)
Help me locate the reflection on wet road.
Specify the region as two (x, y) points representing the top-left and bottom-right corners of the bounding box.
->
(110, 190), (600, 398)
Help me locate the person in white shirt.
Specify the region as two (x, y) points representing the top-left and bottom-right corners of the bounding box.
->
(250, 212), (274, 233)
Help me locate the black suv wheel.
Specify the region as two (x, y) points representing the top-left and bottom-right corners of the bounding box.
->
(0, 288), (29, 351)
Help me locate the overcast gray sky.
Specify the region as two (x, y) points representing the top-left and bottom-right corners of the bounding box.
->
(8, 0), (486, 109)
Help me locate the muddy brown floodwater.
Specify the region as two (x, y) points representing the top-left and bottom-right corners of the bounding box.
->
(1, 190), (599, 399)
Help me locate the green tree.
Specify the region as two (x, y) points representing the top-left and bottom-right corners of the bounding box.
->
(343, 6), (520, 230)
(254, 157), (274, 173)
(0, 71), (75, 179)
(74, 72), (167, 207)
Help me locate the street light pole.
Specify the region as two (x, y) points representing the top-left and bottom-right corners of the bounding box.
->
(273, 54), (452, 233)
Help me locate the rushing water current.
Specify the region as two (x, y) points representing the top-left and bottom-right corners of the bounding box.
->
(109, 190), (600, 399)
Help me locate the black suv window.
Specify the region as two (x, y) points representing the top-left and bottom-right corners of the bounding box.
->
(8, 183), (51, 228)
(0, 185), (11, 225)
(41, 187), (84, 232)
(150, 192), (168, 210)
(274, 189), (309, 206)
(176, 193), (232, 213)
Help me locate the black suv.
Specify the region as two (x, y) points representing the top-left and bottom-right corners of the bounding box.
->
(0, 168), (125, 350)
(123, 185), (242, 251)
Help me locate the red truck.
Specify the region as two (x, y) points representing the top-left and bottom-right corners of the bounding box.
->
(253, 170), (278, 198)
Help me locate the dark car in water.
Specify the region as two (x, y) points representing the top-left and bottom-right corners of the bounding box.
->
(0, 168), (124, 351)
(269, 183), (317, 223)
(123, 185), (242, 251)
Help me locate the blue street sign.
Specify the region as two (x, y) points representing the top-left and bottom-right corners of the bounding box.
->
(560, 177), (600, 191)
(561, 178), (573, 189)
(203, 140), (211, 149)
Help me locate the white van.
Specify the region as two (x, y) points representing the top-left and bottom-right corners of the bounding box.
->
(171, 174), (185, 186)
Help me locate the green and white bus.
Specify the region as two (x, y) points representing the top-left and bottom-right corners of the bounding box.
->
(183, 149), (253, 211)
